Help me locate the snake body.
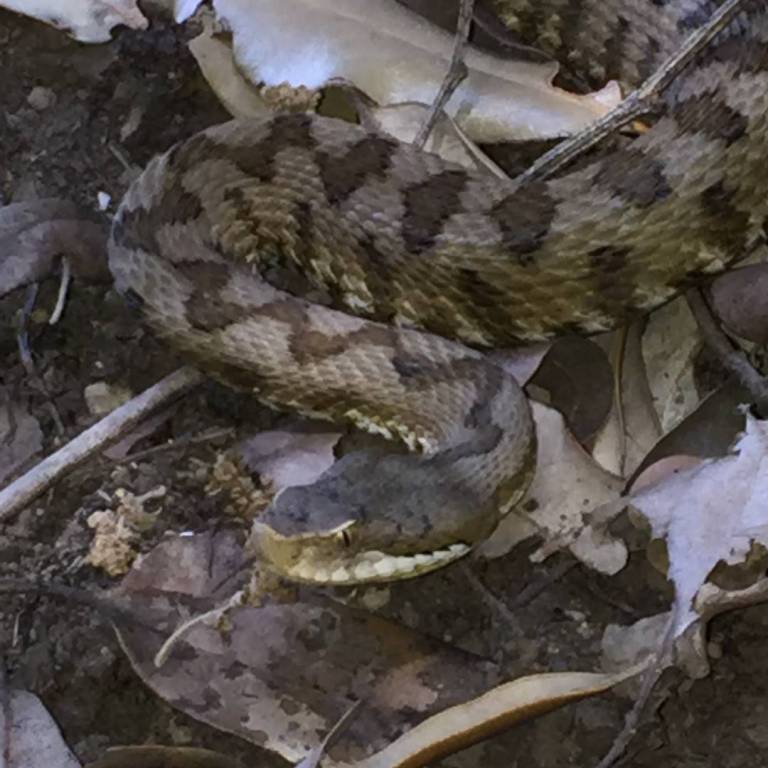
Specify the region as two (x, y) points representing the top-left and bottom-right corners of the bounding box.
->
(108, 0), (768, 584)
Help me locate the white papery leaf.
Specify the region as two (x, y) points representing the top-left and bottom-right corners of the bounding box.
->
(0, 0), (147, 42)
(631, 415), (768, 633)
(213, 0), (620, 143)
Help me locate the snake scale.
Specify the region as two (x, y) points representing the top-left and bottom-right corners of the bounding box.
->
(108, 0), (768, 585)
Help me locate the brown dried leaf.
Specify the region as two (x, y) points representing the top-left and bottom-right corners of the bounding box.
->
(481, 403), (626, 574)
(526, 336), (613, 447)
(709, 263), (768, 344)
(0, 200), (108, 299)
(113, 531), (641, 768)
(356, 666), (644, 768)
(627, 379), (749, 486)
(592, 325), (662, 478)
(113, 530), (499, 765)
(188, 24), (269, 120)
(642, 296), (702, 432)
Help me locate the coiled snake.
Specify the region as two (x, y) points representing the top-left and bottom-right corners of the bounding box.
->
(108, 0), (768, 585)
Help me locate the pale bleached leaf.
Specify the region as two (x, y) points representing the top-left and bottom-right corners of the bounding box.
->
(642, 296), (702, 432)
(188, 23), (270, 119)
(630, 415), (768, 634)
(212, 0), (620, 144)
(0, 0), (147, 42)
(1, 690), (80, 768)
(0, 398), (43, 486)
(481, 403), (626, 574)
(0, 200), (108, 299)
(592, 325), (662, 478)
(114, 530), (504, 765)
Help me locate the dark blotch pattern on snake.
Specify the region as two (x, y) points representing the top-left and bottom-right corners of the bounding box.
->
(108, 0), (768, 584)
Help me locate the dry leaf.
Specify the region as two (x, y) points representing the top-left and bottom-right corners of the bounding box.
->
(188, 24), (270, 119)
(0, 0), (148, 42)
(0, 689), (80, 768)
(236, 427), (342, 491)
(642, 296), (702, 432)
(357, 666), (644, 768)
(367, 103), (506, 175)
(0, 200), (108, 299)
(709, 263), (768, 345)
(526, 337), (613, 447)
(592, 325), (662, 478)
(212, 0), (620, 144)
(630, 415), (768, 634)
(114, 530), (501, 765)
(480, 403), (626, 574)
(0, 397), (43, 486)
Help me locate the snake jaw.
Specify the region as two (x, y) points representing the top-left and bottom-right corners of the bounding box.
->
(248, 519), (471, 584)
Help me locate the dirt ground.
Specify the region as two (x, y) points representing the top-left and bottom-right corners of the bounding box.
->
(1, 6), (767, 767)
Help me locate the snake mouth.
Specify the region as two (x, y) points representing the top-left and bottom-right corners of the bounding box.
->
(249, 520), (471, 584)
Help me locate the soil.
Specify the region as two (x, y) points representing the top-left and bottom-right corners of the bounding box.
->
(0, 4), (767, 768)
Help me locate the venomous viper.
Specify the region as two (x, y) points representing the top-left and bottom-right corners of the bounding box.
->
(108, 0), (768, 586)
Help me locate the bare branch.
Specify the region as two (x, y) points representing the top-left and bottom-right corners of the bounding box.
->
(0, 366), (205, 523)
(516, 0), (748, 185)
(414, 0), (476, 149)
(594, 614), (675, 768)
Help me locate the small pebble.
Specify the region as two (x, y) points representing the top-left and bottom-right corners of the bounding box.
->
(27, 86), (56, 110)
(84, 381), (133, 415)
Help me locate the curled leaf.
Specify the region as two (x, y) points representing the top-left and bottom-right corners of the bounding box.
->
(358, 666), (644, 768)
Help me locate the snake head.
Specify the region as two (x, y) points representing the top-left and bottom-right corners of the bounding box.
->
(247, 449), (501, 585)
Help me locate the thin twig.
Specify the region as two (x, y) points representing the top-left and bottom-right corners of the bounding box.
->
(414, 0), (476, 149)
(109, 425), (235, 465)
(295, 700), (363, 768)
(686, 288), (768, 412)
(15, 284), (38, 373)
(610, 326), (630, 478)
(154, 588), (246, 668)
(0, 578), (159, 630)
(506, 558), (578, 611)
(14, 283), (66, 436)
(461, 561), (522, 639)
(516, 0), (748, 185)
(0, 366), (205, 523)
(594, 613), (676, 768)
(48, 255), (71, 325)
